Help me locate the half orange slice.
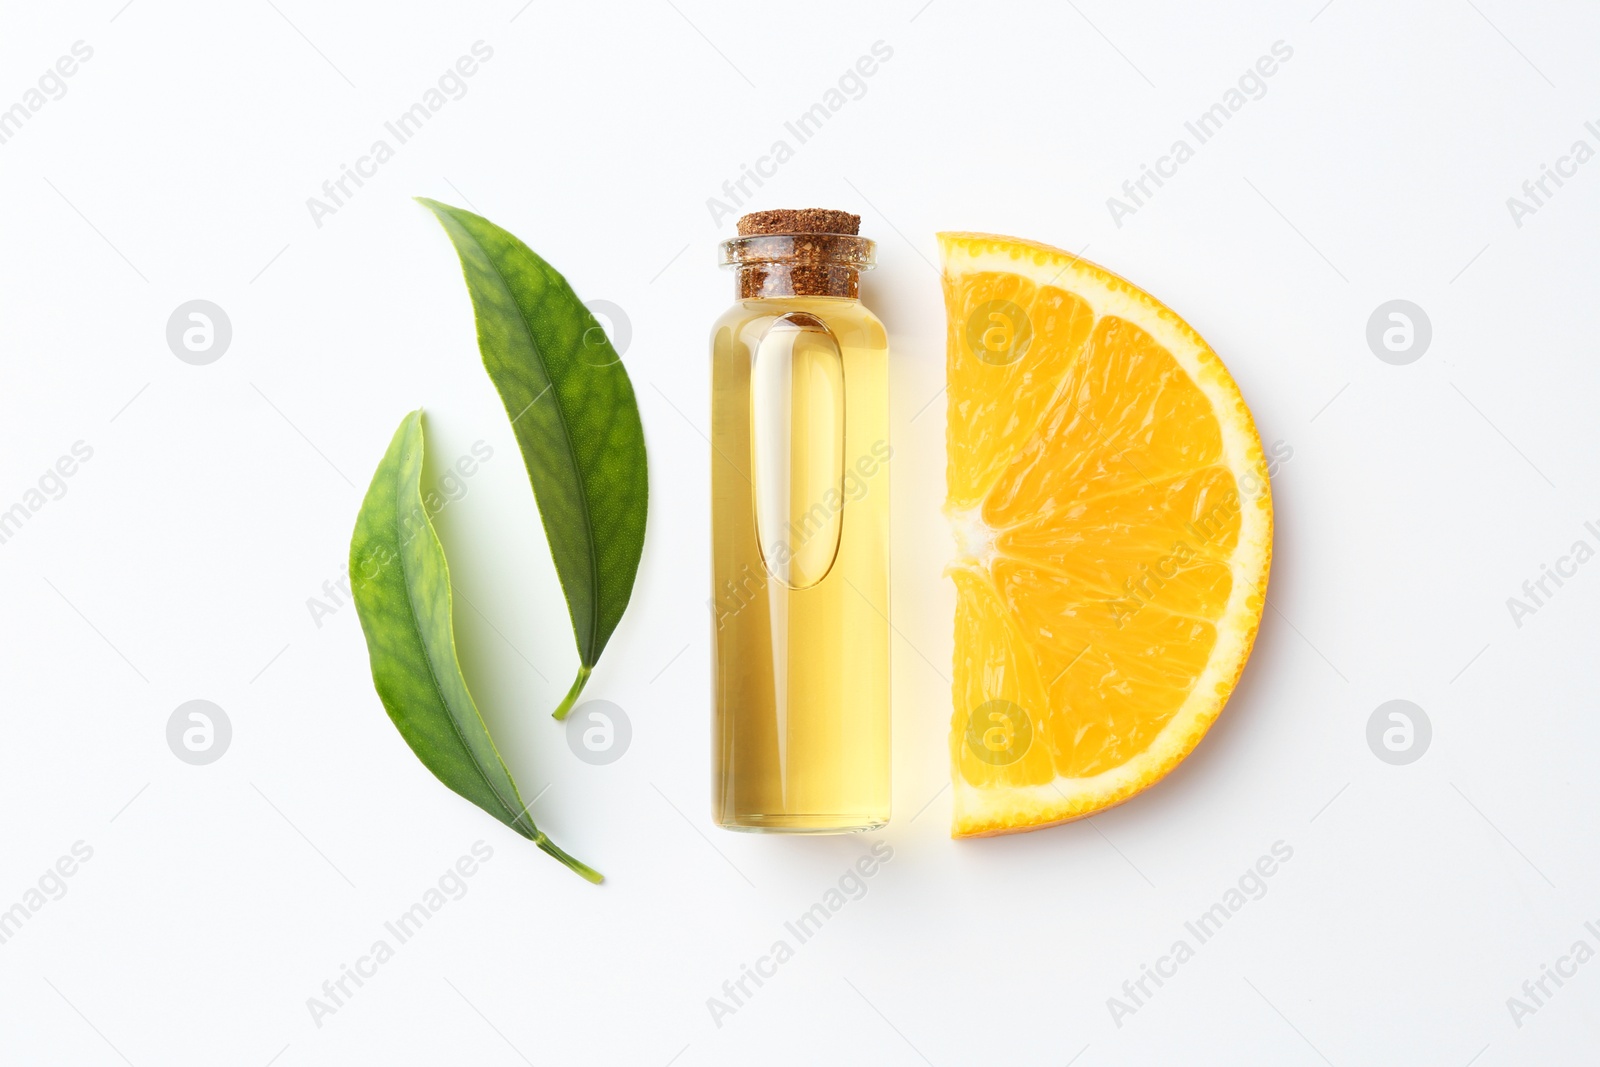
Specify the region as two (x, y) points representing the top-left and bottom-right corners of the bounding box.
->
(941, 233), (1272, 837)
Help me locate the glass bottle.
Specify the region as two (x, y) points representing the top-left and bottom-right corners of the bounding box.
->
(710, 209), (891, 833)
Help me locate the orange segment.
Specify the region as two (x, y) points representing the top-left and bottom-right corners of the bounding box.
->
(950, 568), (1054, 789)
(940, 233), (1272, 838)
(945, 271), (1094, 511)
(982, 314), (1224, 530)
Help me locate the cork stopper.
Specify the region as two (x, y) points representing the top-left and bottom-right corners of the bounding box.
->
(725, 208), (872, 299)
(737, 208), (861, 237)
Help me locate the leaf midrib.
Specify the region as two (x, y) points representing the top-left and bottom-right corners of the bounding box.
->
(392, 436), (532, 839)
(466, 220), (603, 662)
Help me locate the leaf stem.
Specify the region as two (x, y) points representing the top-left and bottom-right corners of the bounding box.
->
(535, 832), (604, 883)
(552, 665), (591, 720)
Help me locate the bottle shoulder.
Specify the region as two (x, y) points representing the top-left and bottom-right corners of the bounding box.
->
(711, 298), (888, 352)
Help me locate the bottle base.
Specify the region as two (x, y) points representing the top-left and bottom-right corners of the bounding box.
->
(716, 813), (889, 835)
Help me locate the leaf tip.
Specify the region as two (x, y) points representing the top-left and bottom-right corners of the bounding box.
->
(415, 196), (465, 223)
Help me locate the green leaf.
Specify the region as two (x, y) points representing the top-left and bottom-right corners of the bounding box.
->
(418, 199), (648, 719)
(349, 410), (602, 883)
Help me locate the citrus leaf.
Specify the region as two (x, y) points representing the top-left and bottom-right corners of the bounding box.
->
(349, 410), (601, 883)
(418, 199), (648, 719)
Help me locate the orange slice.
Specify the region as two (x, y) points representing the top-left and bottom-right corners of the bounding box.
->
(940, 233), (1272, 838)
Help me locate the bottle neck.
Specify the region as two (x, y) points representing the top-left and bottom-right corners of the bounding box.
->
(735, 261), (861, 300)
(721, 234), (875, 302)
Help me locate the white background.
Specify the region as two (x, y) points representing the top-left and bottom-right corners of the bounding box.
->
(2, 0), (1597, 1063)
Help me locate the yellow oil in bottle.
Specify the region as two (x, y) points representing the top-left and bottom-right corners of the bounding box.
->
(711, 219), (890, 833)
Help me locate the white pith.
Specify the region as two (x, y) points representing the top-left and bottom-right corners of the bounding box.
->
(949, 505), (998, 569)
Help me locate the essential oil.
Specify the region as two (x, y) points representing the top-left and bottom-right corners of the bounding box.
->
(711, 209), (891, 832)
